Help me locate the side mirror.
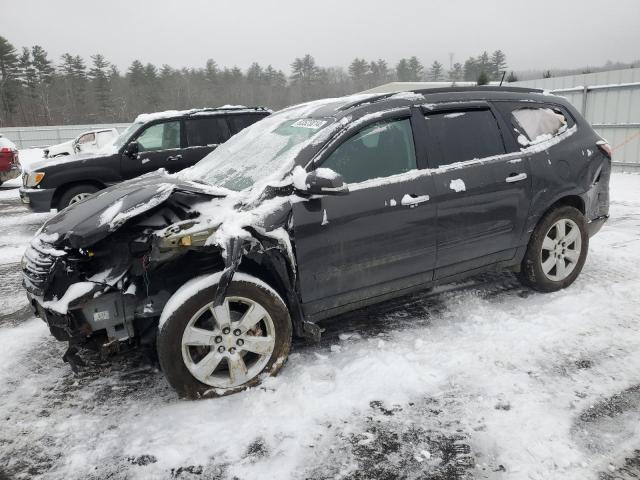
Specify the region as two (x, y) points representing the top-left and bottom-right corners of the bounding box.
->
(125, 141), (139, 157)
(303, 168), (349, 196)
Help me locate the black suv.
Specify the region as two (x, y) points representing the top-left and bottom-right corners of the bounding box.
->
(19, 106), (271, 211)
(22, 87), (610, 399)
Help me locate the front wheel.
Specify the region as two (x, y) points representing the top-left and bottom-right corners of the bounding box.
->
(157, 274), (292, 399)
(58, 184), (99, 210)
(517, 206), (589, 292)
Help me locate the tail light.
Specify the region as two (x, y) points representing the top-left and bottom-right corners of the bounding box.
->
(0, 147), (16, 170)
(596, 141), (612, 160)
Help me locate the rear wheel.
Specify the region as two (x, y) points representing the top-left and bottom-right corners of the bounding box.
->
(58, 184), (99, 210)
(517, 206), (588, 292)
(157, 275), (292, 399)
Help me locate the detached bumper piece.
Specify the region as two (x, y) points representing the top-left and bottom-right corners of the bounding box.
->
(587, 215), (609, 237)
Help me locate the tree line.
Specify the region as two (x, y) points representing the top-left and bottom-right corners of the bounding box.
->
(0, 35), (514, 127)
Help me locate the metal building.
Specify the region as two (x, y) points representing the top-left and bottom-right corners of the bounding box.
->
(364, 71), (640, 169)
(513, 69), (640, 169)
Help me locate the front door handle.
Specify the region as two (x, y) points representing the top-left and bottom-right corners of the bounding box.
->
(401, 193), (430, 206)
(505, 172), (527, 183)
(167, 154), (183, 161)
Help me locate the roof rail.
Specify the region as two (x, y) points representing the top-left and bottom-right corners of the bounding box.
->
(186, 106), (270, 115)
(337, 93), (400, 111)
(339, 86), (544, 112)
(411, 86), (543, 95)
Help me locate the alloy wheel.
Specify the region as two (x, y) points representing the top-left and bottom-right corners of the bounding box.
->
(540, 218), (582, 281)
(68, 192), (93, 205)
(181, 296), (276, 388)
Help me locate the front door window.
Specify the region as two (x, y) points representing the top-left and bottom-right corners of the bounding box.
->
(321, 118), (417, 183)
(136, 121), (181, 152)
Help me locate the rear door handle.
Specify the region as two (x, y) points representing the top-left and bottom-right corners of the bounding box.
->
(167, 154), (183, 161)
(505, 172), (527, 183)
(401, 193), (430, 206)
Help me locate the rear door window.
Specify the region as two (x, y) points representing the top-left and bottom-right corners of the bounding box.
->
(185, 117), (231, 147)
(511, 107), (568, 145)
(424, 109), (506, 167)
(321, 118), (417, 184)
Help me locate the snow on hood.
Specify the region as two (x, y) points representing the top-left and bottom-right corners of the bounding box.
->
(45, 139), (74, 157)
(23, 150), (109, 173)
(38, 171), (227, 249)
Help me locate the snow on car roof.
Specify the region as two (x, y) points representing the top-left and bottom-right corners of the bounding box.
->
(134, 106), (270, 123)
(0, 137), (17, 149)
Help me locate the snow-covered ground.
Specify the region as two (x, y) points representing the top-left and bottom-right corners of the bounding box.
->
(0, 173), (639, 480)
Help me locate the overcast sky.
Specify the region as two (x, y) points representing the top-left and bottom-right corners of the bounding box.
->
(3, 0), (639, 74)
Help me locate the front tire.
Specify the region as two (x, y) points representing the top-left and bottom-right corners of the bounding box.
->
(157, 275), (292, 399)
(58, 184), (99, 210)
(517, 206), (589, 292)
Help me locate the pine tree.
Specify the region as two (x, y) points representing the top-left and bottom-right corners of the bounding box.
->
(490, 50), (507, 79)
(127, 60), (145, 86)
(506, 71), (518, 83)
(204, 59), (218, 84)
(428, 60), (444, 81)
(478, 51), (491, 75)
(89, 54), (112, 120)
(407, 56), (424, 81)
(368, 59), (389, 87)
(348, 58), (369, 90)
(463, 57), (479, 81)
(0, 36), (20, 125)
(448, 62), (463, 82)
(290, 54), (321, 100)
(17, 48), (38, 123)
(395, 58), (411, 81)
(476, 70), (489, 85)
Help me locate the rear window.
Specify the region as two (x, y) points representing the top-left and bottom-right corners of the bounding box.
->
(512, 107), (568, 145)
(185, 117), (231, 147)
(425, 109), (506, 167)
(228, 114), (266, 134)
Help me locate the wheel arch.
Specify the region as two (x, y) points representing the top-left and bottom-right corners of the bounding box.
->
(543, 194), (585, 217)
(522, 192), (586, 252)
(238, 250), (305, 338)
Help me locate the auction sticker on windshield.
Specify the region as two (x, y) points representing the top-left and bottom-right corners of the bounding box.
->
(291, 119), (327, 129)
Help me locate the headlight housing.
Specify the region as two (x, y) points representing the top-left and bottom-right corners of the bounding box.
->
(25, 171), (45, 187)
(157, 222), (217, 250)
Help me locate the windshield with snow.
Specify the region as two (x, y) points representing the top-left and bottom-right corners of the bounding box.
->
(182, 115), (334, 191)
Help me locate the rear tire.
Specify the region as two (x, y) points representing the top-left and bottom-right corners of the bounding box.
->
(58, 184), (99, 210)
(157, 275), (292, 399)
(517, 206), (588, 292)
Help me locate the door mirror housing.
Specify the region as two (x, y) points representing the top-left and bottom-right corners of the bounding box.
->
(124, 141), (139, 157)
(302, 168), (349, 196)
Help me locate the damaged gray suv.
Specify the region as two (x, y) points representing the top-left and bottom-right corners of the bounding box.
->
(22, 87), (611, 399)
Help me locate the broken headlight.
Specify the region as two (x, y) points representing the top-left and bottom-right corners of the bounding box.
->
(157, 222), (217, 250)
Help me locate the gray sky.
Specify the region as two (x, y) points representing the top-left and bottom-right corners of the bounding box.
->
(3, 0), (639, 74)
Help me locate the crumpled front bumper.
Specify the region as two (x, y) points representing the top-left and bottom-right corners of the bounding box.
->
(27, 285), (137, 345)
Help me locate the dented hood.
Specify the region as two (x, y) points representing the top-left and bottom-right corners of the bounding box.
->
(41, 171), (225, 249)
